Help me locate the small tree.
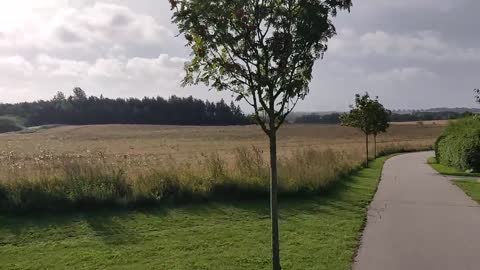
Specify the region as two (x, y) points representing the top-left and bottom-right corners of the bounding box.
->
(475, 89), (479, 104)
(168, 1), (352, 269)
(341, 93), (376, 166)
(370, 99), (391, 158)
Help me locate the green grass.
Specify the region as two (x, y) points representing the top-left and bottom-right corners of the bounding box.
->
(0, 156), (390, 270)
(427, 157), (480, 177)
(454, 180), (480, 203)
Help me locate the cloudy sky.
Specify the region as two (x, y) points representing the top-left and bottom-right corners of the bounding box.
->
(0, 0), (479, 111)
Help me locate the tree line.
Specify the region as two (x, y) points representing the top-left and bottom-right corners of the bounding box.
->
(295, 110), (474, 124)
(0, 88), (252, 127)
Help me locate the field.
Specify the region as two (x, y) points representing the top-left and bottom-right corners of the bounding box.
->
(0, 123), (445, 269)
(1, 123), (444, 162)
(0, 123), (445, 170)
(0, 123), (445, 211)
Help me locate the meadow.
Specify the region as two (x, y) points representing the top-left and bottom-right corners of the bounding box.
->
(0, 122), (446, 269)
(0, 156), (400, 270)
(0, 123), (444, 211)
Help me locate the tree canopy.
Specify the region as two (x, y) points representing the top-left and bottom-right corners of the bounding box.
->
(341, 93), (378, 135)
(370, 98), (391, 137)
(170, 0), (352, 133)
(341, 92), (391, 163)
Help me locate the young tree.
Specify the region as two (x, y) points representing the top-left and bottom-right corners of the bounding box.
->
(370, 99), (391, 158)
(168, 1), (352, 269)
(340, 93), (376, 166)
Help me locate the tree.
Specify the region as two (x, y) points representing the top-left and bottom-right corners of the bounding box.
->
(72, 87), (87, 101)
(475, 89), (479, 104)
(341, 93), (377, 166)
(370, 99), (391, 158)
(53, 91), (66, 102)
(168, 1), (352, 269)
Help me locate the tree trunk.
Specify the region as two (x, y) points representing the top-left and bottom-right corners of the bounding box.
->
(374, 134), (377, 159)
(269, 131), (281, 270)
(365, 133), (369, 167)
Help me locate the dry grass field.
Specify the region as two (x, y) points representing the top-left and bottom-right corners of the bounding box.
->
(0, 122), (446, 211)
(0, 122), (445, 164)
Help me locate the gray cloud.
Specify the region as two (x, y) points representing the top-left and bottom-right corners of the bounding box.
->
(0, 0), (478, 111)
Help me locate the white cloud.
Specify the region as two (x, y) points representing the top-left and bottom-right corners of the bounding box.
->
(126, 54), (187, 80)
(330, 29), (480, 62)
(0, 55), (34, 77)
(363, 0), (455, 11)
(368, 67), (437, 82)
(0, 2), (172, 58)
(0, 53), (188, 103)
(37, 54), (89, 77)
(88, 58), (125, 78)
(47, 3), (171, 48)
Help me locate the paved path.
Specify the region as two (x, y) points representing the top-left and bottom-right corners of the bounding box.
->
(353, 151), (480, 270)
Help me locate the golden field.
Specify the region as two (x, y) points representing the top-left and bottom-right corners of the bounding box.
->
(0, 122), (445, 163)
(0, 122), (446, 211)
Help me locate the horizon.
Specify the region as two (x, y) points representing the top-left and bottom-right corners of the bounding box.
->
(0, 1), (479, 111)
(1, 89), (478, 114)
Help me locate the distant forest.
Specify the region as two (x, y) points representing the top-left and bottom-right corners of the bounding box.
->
(1, 87), (476, 127)
(0, 88), (252, 126)
(294, 111), (476, 124)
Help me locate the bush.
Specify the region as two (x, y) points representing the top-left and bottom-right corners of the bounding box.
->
(435, 117), (480, 172)
(0, 116), (24, 133)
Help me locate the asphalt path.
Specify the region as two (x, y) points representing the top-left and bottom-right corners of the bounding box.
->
(353, 151), (480, 270)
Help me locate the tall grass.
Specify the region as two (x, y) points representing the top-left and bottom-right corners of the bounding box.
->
(0, 142), (431, 212)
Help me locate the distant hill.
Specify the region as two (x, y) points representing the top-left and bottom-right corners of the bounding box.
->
(392, 108), (480, 115)
(289, 107), (479, 124)
(292, 107), (480, 116)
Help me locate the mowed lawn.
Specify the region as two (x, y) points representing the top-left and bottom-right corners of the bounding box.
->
(0, 157), (389, 270)
(455, 180), (480, 203)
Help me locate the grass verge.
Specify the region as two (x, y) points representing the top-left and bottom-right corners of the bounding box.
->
(0, 156), (391, 270)
(454, 180), (480, 203)
(427, 157), (480, 177)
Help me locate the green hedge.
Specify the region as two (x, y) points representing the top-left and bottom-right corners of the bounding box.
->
(0, 116), (24, 133)
(435, 117), (480, 172)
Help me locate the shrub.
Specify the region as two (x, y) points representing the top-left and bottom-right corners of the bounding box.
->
(435, 117), (480, 172)
(0, 116), (24, 133)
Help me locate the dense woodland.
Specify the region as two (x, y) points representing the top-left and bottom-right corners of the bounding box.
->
(0, 88), (252, 126)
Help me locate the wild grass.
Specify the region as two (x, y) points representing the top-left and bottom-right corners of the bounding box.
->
(0, 124), (441, 212)
(0, 144), (430, 212)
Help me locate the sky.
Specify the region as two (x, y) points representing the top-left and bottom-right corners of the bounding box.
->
(0, 0), (479, 111)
